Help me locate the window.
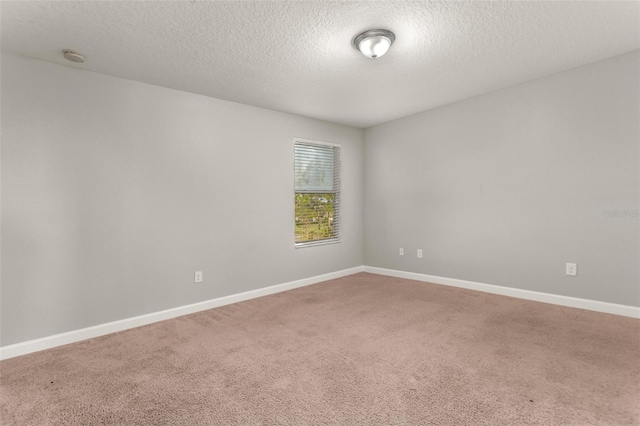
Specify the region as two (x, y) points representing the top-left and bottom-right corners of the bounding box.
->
(294, 139), (340, 247)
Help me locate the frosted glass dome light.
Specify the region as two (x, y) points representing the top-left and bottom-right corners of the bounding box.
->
(352, 29), (395, 59)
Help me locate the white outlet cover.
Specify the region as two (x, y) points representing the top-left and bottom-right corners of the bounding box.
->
(417, 249), (423, 259)
(566, 263), (577, 276)
(399, 248), (404, 256)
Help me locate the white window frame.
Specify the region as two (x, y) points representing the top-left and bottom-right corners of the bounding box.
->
(294, 138), (341, 248)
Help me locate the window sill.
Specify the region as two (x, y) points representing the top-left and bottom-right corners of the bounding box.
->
(295, 238), (341, 249)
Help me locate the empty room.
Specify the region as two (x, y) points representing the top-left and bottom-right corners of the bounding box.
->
(1, 1), (639, 424)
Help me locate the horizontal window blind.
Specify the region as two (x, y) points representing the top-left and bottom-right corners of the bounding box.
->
(294, 143), (335, 192)
(294, 141), (340, 246)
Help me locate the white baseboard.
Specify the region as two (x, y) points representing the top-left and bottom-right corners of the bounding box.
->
(364, 266), (640, 319)
(3, 265), (636, 361)
(0, 266), (364, 361)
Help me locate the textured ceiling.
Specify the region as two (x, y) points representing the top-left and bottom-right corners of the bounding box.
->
(2, 1), (639, 128)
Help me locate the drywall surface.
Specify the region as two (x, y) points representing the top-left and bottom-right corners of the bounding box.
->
(364, 51), (640, 307)
(1, 54), (363, 346)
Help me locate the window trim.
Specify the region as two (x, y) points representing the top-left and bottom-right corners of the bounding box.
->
(294, 137), (341, 248)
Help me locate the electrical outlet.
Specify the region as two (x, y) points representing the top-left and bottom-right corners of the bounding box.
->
(195, 271), (203, 283)
(565, 263), (577, 276)
(417, 249), (423, 259)
(399, 248), (404, 256)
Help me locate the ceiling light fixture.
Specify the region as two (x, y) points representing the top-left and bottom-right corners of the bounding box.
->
(352, 29), (395, 59)
(63, 49), (85, 63)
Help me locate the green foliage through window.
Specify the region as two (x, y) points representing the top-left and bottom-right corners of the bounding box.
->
(295, 193), (335, 243)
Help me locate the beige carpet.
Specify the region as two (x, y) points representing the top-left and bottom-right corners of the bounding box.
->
(1, 272), (639, 425)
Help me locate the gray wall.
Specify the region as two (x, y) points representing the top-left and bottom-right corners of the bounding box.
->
(364, 51), (640, 307)
(3, 50), (639, 348)
(1, 54), (364, 346)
